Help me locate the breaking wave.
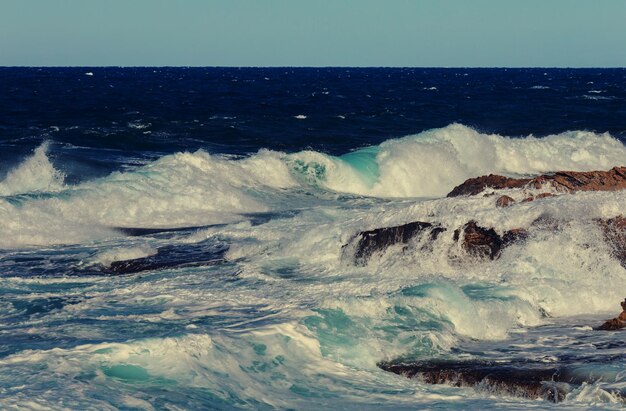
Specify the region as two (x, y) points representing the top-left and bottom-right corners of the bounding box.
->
(0, 124), (625, 248)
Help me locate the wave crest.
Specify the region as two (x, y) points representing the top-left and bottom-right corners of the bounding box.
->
(0, 142), (65, 196)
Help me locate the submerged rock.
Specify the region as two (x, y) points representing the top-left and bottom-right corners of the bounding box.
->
(495, 195), (515, 207)
(596, 215), (626, 268)
(448, 166), (626, 197)
(379, 358), (626, 403)
(522, 192), (555, 203)
(102, 242), (228, 274)
(379, 359), (570, 402)
(346, 221), (445, 266)
(595, 298), (626, 331)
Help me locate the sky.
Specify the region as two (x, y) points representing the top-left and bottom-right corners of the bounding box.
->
(1, 0), (625, 67)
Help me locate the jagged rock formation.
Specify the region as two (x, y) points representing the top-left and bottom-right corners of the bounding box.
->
(378, 359), (624, 403)
(447, 166), (626, 198)
(595, 298), (626, 331)
(453, 221), (503, 260)
(345, 221), (445, 266)
(447, 175), (531, 197)
(345, 166), (626, 267)
(345, 220), (528, 265)
(379, 360), (568, 402)
(597, 216), (626, 268)
(345, 214), (626, 267)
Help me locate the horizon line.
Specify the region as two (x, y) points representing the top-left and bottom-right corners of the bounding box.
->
(2, 65), (626, 69)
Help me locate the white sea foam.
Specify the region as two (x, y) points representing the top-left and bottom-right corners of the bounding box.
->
(0, 142), (65, 196)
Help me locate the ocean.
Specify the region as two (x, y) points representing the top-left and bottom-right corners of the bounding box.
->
(0, 67), (625, 410)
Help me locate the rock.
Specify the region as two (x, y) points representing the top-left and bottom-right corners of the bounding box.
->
(447, 175), (530, 197)
(452, 222), (529, 260)
(448, 166), (626, 197)
(347, 220), (529, 266)
(346, 221), (445, 266)
(496, 195), (515, 207)
(522, 192), (555, 203)
(453, 221), (503, 260)
(530, 214), (561, 231)
(596, 215), (626, 268)
(529, 167), (626, 192)
(378, 359), (573, 403)
(102, 242), (227, 274)
(502, 228), (529, 247)
(595, 298), (626, 331)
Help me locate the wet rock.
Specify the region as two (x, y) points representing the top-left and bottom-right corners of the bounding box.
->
(495, 195), (515, 207)
(502, 228), (529, 247)
(522, 192), (555, 203)
(378, 359), (570, 403)
(530, 214), (561, 231)
(595, 298), (626, 331)
(452, 222), (528, 260)
(596, 215), (626, 268)
(448, 175), (530, 197)
(104, 242), (227, 274)
(453, 221), (503, 260)
(347, 220), (529, 266)
(347, 221), (445, 266)
(448, 166), (626, 197)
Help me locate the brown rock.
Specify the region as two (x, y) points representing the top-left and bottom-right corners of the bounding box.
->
(447, 167), (626, 197)
(496, 195), (515, 207)
(452, 222), (529, 260)
(453, 221), (503, 260)
(447, 175), (530, 197)
(530, 167), (626, 192)
(522, 193), (556, 203)
(595, 298), (626, 331)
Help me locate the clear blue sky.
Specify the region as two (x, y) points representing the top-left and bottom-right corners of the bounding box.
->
(1, 0), (625, 67)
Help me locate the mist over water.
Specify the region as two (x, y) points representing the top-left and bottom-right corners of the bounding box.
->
(1, 68), (626, 410)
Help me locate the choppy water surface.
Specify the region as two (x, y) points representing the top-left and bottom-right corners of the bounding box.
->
(1, 68), (625, 410)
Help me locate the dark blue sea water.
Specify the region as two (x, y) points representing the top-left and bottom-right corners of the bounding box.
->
(1, 68), (625, 410)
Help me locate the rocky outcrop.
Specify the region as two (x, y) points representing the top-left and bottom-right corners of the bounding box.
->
(346, 221), (445, 266)
(378, 358), (626, 403)
(529, 167), (626, 192)
(453, 221), (503, 260)
(101, 242), (227, 275)
(379, 359), (569, 402)
(522, 192), (555, 203)
(595, 299), (626, 331)
(596, 215), (626, 268)
(447, 175), (530, 197)
(447, 166), (626, 198)
(345, 220), (528, 265)
(453, 221), (528, 260)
